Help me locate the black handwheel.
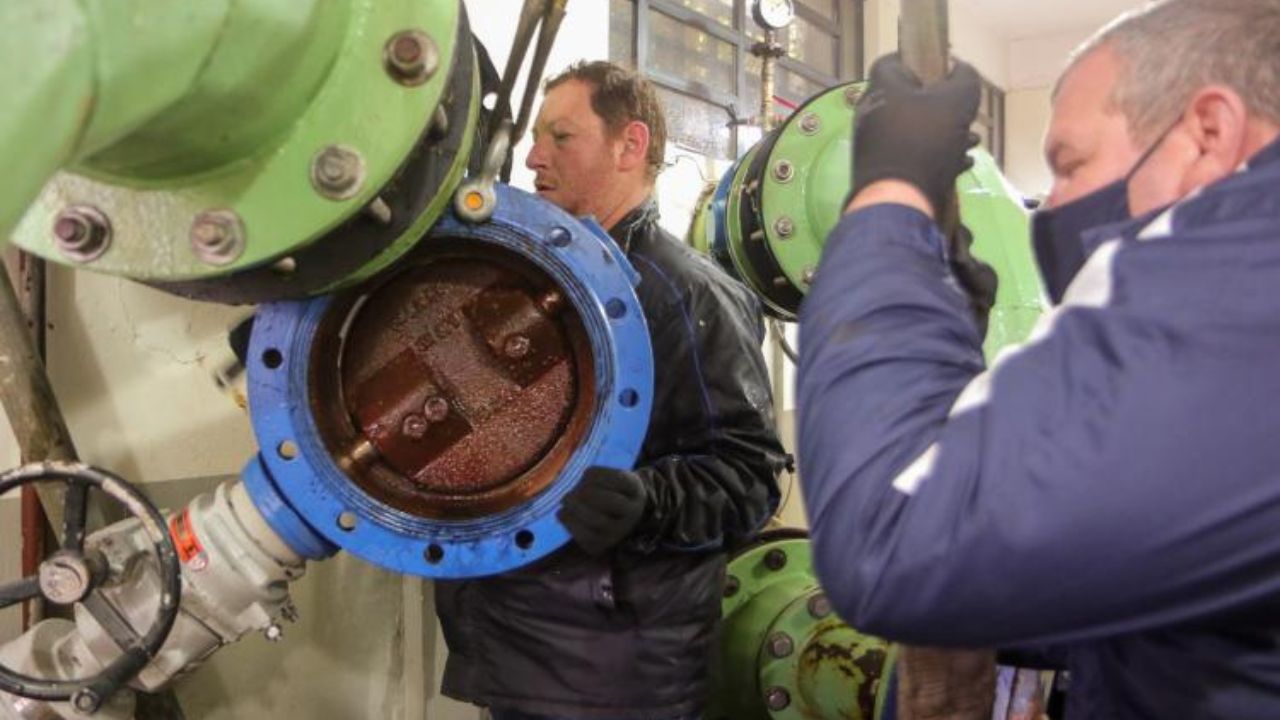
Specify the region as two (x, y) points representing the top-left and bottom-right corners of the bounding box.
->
(0, 462), (181, 714)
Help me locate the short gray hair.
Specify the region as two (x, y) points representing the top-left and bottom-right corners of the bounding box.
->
(1063, 0), (1280, 142)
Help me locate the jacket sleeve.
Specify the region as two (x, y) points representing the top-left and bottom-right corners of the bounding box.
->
(626, 254), (786, 553)
(797, 204), (1280, 648)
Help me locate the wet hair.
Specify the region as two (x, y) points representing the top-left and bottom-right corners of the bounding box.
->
(1062, 0), (1280, 142)
(545, 60), (668, 180)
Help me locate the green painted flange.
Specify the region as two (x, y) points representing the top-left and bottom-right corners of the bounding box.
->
(709, 533), (894, 720)
(11, 0), (461, 283)
(708, 81), (1047, 349)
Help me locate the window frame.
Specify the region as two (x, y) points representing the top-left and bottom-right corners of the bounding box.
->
(612, 0), (864, 158)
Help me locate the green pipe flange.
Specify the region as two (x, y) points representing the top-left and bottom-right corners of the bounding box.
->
(757, 83), (864, 310)
(11, 0), (461, 282)
(323, 45), (480, 292)
(710, 534), (894, 720)
(718, 80), (1045, 348)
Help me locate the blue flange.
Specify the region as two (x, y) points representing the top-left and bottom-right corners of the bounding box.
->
(243, 185), (653, 578)
(709, 152), (743, 281)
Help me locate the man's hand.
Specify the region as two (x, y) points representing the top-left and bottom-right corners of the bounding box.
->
(557, 467), (648, 556)
(849, 54), (982, 218)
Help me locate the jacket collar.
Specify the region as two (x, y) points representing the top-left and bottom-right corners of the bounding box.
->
(608, 199), (659, 254)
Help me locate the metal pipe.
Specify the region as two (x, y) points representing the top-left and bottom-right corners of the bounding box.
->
(0, 259), (76, 516)
(899, 0), (951, 85)
(760, 29), (779, 132)
(14, 252), (48, 630)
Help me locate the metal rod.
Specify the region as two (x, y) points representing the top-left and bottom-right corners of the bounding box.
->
(0, 256), (74, 532)
(899, 0), (950, 85)
(512, 0), (569, 147)
(760, 30), (779, 132)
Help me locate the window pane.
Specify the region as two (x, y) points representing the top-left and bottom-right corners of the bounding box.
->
(648, 9), (737, 91)
(748, 15), (838, 79)
(785, 14), (838, 77)
(609, 0), (635, 66)
(670, 0), (735, 29)
(657, 86), (734, 160)
(778, 67), (826, 105)
(796, 0), (838, 20)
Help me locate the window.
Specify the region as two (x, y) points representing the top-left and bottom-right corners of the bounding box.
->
(610, 0), (863, 160)
(972, 76), (1006, 167)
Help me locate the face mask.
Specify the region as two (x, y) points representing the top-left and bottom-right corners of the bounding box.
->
(1031, 120), (1178, 303)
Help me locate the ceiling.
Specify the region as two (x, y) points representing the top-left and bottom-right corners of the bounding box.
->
(952, 0), (1150, 41)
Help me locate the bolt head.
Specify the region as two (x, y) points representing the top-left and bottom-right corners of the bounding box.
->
(724, 575), (741, 598)
(423, 396), (450, 422)
(773, 216), (795, 238)
(310, 145), (366, 200)
(772, 160), (795, 183)
(846, 85), (865, 107)
(51, 205), (111, 262)
(73, 690), (100, 713)
(767, 632), (795, 659)
(802, 266), (817, 285)
(808, 592), (832, 619)
(765, 686), (791, 711)
(799, 112), (821, 134)
(402, 414), (429, 439)
(190, 209), (245, 265)
(763, 548), (788, 571)
(384, 30), (439, 86)
(503, 334), (531, 359)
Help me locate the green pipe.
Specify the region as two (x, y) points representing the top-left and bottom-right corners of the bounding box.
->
(0, 0), (342, 238)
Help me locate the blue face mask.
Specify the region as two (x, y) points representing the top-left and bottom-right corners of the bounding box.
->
(1031, 122), (1177, 303)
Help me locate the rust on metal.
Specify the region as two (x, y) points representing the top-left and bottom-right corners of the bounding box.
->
(310, 240), (595, 519)
(797, 621), (890, 719)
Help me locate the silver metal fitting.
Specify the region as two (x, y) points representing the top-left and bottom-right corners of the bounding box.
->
(190, 209), (246, 266)
(310, 145), (366, 200)
(52, 205), (112, 262)
(384, 30), (439, 87)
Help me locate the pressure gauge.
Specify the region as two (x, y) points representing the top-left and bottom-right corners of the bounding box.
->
(752, 0), (796, 31)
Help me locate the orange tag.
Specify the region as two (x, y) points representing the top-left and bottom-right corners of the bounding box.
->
(169, 509), (208, 570)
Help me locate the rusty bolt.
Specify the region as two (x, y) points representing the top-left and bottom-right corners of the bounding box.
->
(767, 632), (795, 659)
(402, 413), (429, 439)
(765, 686), (791, 711)
(423, 396), (450, 423)
(808, 592), (832, 619)
(504, 334), (531, 359)
(190, 209), (245, 265)
(763, 548), (788, 571)
(52, 205), (111, 262)
(845, 85), (865, 107)
(384, 30), (439, 86)
(799, 112), (821, 135)
(772, 159), (795, 183)
(311, 145), (366, 200)
(773, 216), (795, 238)
(724, 575), (740, 598)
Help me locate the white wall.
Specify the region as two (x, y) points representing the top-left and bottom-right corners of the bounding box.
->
(1005, 86), (1054, 200)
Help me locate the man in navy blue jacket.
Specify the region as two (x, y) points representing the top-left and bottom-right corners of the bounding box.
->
(797, 0), (1280, 717)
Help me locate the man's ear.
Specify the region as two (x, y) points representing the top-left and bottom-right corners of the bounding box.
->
(616, 120), (651, 173)
(1179, 85), (1250, 193)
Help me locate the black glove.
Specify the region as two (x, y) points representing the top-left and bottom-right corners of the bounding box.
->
(557, 467), (648, 556)
(850, 54), (982, 217)
(948, 224), (998, 339)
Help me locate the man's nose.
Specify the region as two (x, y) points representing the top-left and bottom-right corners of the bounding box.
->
(526, 140), (546, 171)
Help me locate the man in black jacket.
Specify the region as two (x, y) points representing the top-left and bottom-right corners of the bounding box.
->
(434, 61), (786, 720)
